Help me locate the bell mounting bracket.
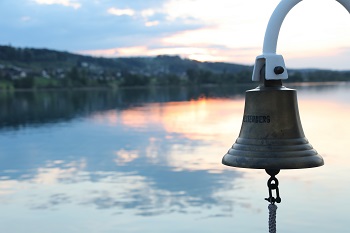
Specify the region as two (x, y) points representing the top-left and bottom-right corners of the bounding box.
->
(252, 0), (350, 82)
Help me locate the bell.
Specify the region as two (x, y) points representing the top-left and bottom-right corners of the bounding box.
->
(222, 79), (324, 169)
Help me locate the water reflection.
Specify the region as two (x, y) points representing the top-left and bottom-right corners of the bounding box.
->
(0, 86), (249, 220)
(0, 85), (252, 130)
(0, 83), (350, 233)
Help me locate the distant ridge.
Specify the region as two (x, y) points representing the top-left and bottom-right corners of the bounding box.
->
(0, 45), (252, 74)
(0, 45), (349, 90)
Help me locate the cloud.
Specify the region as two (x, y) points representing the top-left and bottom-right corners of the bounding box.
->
(107, 7), (135, 16)
(34, 0), (81, 9)
(145, 21), (159, 27)
(106, 6), (161, 27)
(2, 0), (349, 69)
(77, 44), (259, 65)
(141, 9), (156, 18)
(1, 0), (206, 51)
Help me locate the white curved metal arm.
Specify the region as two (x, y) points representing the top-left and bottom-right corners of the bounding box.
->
(252, 0), (350, 81)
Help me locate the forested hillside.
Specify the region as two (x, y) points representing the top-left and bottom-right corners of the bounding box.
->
(0, 45), (349, 90)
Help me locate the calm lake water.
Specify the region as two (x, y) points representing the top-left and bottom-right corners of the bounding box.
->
(0, 83), (350, 233)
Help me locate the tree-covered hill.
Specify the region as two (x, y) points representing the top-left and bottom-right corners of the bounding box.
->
(0, 45), (349, 90)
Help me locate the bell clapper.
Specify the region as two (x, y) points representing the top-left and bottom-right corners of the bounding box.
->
(265, 169), (281, 233)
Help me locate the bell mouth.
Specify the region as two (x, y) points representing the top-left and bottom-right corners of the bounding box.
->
(222, 137), (324, 169)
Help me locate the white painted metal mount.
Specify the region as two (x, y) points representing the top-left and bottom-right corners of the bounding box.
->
(252, 54), (287, 81)
(252, 0), (350, 81)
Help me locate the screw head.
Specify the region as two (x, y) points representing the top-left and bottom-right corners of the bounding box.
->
(274, 66), (284, 75)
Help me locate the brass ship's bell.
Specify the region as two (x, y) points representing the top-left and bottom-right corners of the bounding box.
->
(222, 73), (324, 170)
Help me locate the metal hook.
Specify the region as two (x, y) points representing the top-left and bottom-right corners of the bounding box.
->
(265, 169), (281, 204)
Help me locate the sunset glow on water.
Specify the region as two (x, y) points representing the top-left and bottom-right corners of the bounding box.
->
(0, 84), (349, 233)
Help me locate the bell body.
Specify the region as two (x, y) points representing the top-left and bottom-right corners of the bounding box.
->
(222, 85), (324, 169)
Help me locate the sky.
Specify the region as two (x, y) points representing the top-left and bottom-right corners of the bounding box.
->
(0, 0), (349, 70)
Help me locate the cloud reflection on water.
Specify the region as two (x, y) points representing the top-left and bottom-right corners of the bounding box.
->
(0, 91), (248, 216)
(1, 84), (350, 233)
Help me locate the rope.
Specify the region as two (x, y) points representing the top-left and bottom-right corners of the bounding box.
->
(268, 203), (278, 233)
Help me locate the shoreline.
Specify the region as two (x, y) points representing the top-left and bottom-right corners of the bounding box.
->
(0, 80), (348, 93)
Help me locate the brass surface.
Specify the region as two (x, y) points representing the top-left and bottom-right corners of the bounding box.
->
(222, 85), (324, 169)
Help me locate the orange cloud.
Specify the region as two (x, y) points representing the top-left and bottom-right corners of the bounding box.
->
(77, 45), (257, 64)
